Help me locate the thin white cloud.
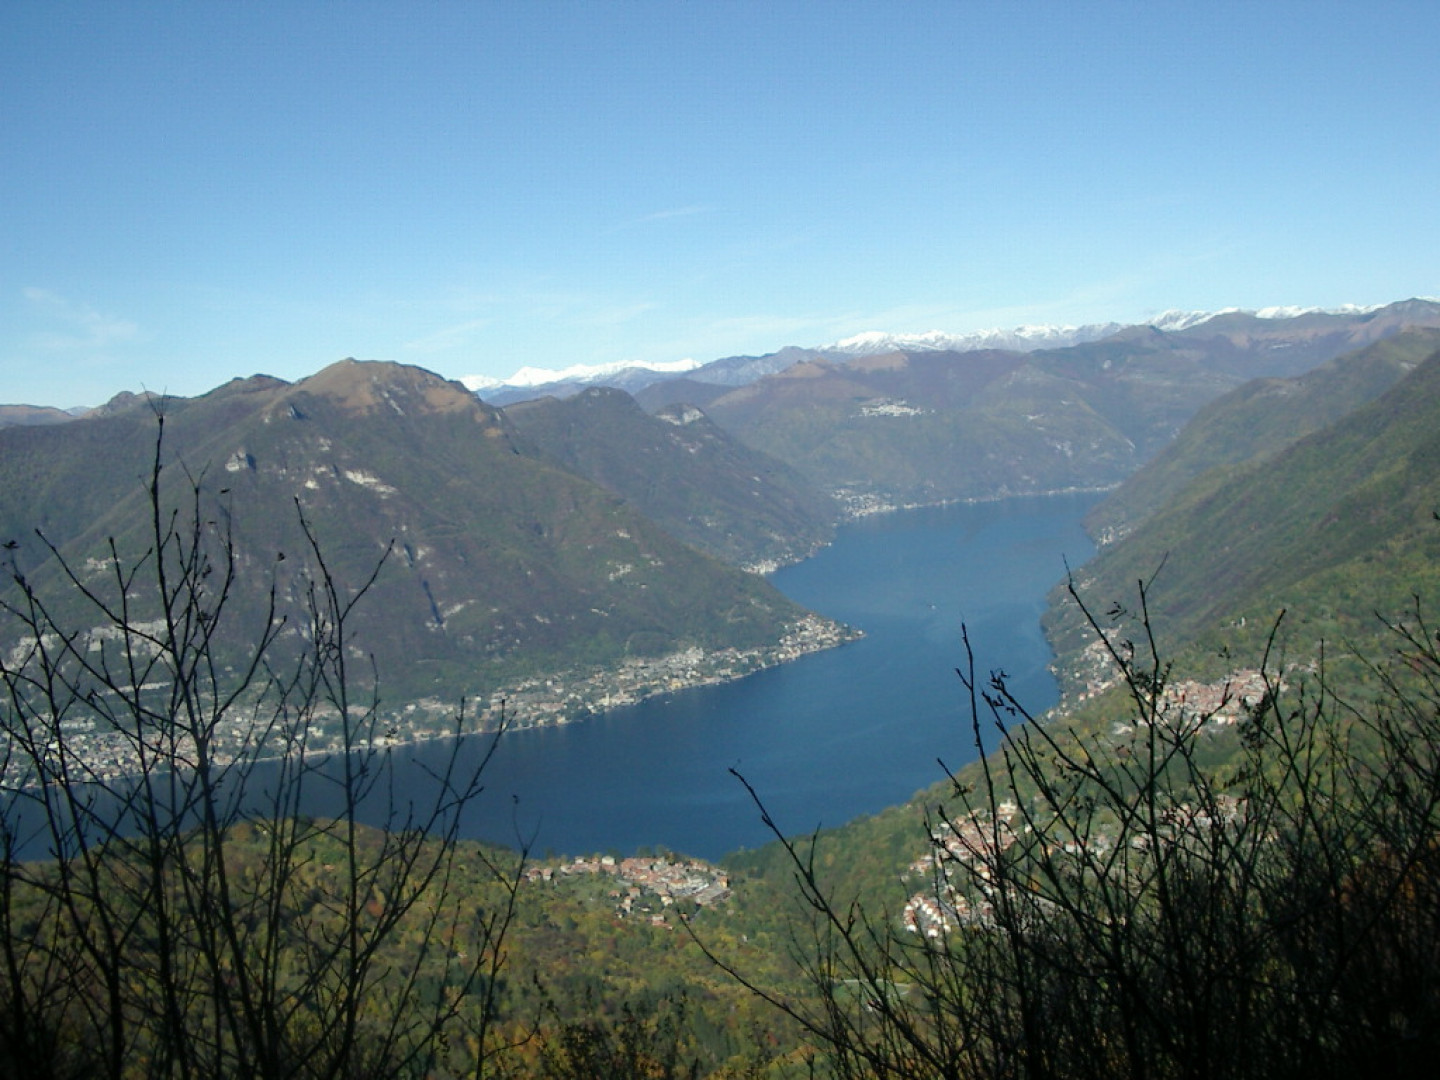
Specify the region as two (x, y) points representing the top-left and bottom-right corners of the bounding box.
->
(405, 289), (658, 355)
(609, 205), (715, 232)
(581, 300), (658, 327)
(699, 312), (837, 342)
(402, 318), (492, 355)
(22, 287), (140, 352)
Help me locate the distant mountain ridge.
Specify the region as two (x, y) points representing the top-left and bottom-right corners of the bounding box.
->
(819, 322), (1125, 356)
(461, 356), (701, 393)
(0, 404), (82, 427)
(635, 300), (1440, 513)
(457, 301), (1421, 406)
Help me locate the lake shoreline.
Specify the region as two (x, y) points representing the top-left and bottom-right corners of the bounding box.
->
(436, 491), (1103, 860)
(21, 493), (1101, 862)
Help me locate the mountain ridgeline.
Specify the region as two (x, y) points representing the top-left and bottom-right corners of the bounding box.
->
(623, 299), (1440, 512)
(0, 361), (835, 721)
(7, 299), (1440, 733)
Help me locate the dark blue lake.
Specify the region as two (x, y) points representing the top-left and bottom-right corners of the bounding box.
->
(414, 493), (1099, 861)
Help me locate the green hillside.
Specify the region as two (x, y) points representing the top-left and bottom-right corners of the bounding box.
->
(1047, 341), (1440, 682)
(1086, 327), (1440, 543)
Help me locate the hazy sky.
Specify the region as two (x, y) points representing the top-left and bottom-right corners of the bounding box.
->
(5, 1), (1439, 408)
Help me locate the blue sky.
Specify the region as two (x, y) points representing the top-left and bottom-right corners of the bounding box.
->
(4, 1), (1439, 408)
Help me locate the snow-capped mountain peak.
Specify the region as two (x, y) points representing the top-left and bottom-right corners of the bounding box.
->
(1143, 309), (1242, 332)
(460, 356), (701, 393)
(458, 302), (1404, 398)
(1146, 303), (1384, 332)
(830, 330), (959, 353)
(821, 321), (1124, 356)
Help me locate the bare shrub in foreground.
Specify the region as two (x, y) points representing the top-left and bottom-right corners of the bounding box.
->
(712, 580), (1440, 1080)
(0, 418), (524, 1079)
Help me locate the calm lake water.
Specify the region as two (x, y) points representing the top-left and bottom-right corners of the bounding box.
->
(399, 493), (1100, 861)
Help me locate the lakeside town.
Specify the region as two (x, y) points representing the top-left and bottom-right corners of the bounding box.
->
(901, 667), (1273, 938)
(523, 853), (732, 924)
(450, 612), (861, 735)
(2, 613), (860, 787)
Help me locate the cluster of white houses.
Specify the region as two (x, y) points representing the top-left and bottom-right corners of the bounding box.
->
(525, 853), (731, 923)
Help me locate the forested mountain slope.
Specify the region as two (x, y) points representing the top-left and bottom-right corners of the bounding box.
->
(1048, 341), (1440, 679)
(504, 386), (835, 569)
(1086, 327), (1440, 543)
(0, 360), (828, 713)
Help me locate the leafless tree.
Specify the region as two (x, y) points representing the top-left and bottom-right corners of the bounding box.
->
(709, 578), (1440, 1079)
(0, 416), (525, 1079)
